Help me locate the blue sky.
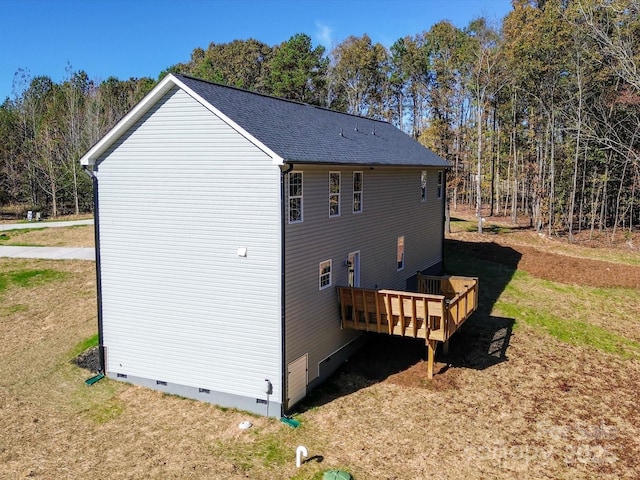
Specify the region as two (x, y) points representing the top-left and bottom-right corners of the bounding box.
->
(0, 0), (513, 101)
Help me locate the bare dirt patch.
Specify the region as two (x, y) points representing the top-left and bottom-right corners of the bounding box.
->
(447, 208), (640, 288)
(448, 233), (640, 289)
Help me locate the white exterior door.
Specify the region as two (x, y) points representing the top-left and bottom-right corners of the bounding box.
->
(287, 353), (308, 408)
(347, 251), (360, 287)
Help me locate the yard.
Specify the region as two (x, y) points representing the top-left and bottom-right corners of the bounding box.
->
(0, 217), (639, 479)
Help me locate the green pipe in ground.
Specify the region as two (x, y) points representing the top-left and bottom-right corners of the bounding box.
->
(85, 373), (105, 386)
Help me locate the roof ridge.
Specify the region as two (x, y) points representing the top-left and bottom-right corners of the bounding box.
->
(82, 72), (449, 169)
(174, 73), (307, 106)
(173, 73), (391, 125)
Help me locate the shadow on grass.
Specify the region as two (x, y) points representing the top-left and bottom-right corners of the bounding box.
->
(294, 239), (520, 413)
(435, 239), (519, 370)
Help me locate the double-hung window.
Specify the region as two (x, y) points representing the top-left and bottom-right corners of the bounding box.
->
(319, 260), (332, 290)
(353, 171), (363, 213)
(288, 172), (303, 223)
(437, 171), (443, 199)
(329, 172), (341, 217)
(420, 171), (427, 203)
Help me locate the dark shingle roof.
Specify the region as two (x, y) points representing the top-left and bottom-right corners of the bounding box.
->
(176, 74), (449, 168)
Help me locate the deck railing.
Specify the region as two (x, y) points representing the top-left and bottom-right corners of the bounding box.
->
(338, 287), (444, 340)
(416, 274), (479, 341)
(337, 275), (478, 378)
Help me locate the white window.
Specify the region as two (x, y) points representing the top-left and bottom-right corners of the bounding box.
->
(288, 172), (303, 223)
(319, 260), (332, 290)
(420, 171), (427, 203)
(353, 171), (363, 213)
(437, 171), (444, 199)
(396, 236), (405, 271)
(329, 172), (341, 217)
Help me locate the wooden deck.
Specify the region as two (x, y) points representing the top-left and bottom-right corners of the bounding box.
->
(337, 274), (478, 378)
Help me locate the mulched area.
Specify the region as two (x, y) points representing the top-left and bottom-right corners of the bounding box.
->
(73, 346), (100, 373)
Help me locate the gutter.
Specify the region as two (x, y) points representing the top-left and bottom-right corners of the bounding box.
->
(279, 162), (294, 415)
(442, 168), (451, 274)
(82, 166), (106, 374)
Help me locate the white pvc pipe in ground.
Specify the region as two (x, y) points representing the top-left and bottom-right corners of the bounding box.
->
(296, 445), (308, 468)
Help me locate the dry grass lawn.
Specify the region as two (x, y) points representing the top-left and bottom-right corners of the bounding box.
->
(1, 219), (639, 479)
(0, 225), (95, 248)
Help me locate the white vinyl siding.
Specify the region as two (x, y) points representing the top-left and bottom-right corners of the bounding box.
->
(95, 87), (282, 403)
(284, 165), (444, 389)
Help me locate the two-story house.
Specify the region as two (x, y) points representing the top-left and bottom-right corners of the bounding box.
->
(80, 74), (453, 417)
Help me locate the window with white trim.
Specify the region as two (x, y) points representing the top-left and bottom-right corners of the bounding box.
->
(288, 172), (303, 223)
(396, 236), (405, 271)
(319, 260), (332, 290)
(420, 171), (427, 203)
(437, 171), (444, 199)
(353, 171), (363, 213)
(329, 172), (341, 217)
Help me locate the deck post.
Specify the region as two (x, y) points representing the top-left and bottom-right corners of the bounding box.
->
(442, 340), (450, 355)
(427, 339), (437, 379)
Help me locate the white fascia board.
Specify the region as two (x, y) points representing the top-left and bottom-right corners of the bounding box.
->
(170, 76), (285, 166)
(80, 74), (177, 167)
(80, 73), (285, 167)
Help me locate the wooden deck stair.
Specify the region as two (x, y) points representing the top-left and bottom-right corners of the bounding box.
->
(337, 274), (478, 378)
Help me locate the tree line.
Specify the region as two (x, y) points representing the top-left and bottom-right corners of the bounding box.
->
(0, 70), (155, 218)
(1, 0), (638, 240)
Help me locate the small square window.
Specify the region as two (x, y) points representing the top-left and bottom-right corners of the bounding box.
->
(319, 260), (332, 290)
